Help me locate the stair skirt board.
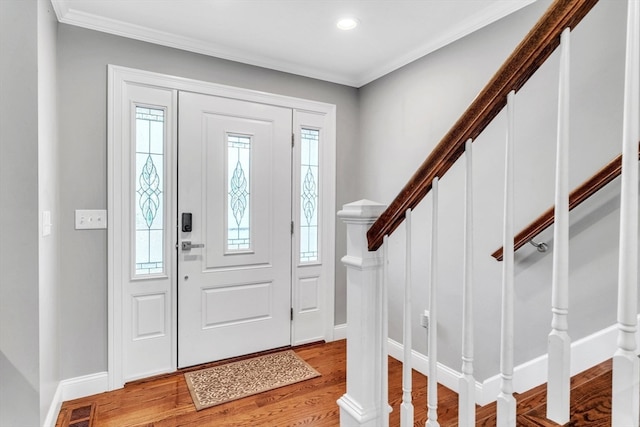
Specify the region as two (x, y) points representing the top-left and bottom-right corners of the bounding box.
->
(387, 314), (640, 406)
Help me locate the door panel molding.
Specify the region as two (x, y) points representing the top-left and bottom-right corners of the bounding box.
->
(108, 65), (336, 389)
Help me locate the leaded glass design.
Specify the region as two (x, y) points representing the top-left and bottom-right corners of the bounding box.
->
(300, 128), (319, 262)
(135, 107), (164, 275)
(227, 135), (251, 251)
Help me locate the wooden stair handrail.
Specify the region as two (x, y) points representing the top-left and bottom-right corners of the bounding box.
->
(491, 142), (640, 261)
(366, 0), (599, 251)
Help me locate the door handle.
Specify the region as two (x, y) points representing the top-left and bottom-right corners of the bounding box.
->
(182, 241), (205, 251)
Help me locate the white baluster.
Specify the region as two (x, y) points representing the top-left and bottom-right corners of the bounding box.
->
(497, 90), (516, 427)
(401, 209), (414, 427)
(426, 178), (440, 427)
(547, 27), (571, 425)
(382, 235), (391, 427)
(613, 1), (640, 425)
(459, 139), (476, 426)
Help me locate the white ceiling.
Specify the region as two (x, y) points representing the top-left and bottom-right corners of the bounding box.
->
(51, 0), (535, 87)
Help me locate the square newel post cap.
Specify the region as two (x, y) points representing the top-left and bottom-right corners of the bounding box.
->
(337, 199), (387, 223)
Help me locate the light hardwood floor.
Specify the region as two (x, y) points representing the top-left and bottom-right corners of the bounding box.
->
(56, 340), (613, 426)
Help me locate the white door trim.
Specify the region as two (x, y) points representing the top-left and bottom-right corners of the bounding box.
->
(108, 65), (336, 389)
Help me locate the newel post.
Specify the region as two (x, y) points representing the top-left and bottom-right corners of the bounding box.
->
(337, 200), (388, 427)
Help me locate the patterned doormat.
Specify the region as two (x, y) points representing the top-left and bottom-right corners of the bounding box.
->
(184, 350), (321, 411)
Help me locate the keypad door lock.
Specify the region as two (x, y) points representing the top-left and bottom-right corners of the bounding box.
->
(182, 213), (192, 232)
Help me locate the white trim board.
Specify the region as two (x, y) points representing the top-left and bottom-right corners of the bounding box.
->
(387, 338), (461, 393)
(43, 372), (109, 427)
(387, 315), (640, 406)
(333, 323), (347, 341)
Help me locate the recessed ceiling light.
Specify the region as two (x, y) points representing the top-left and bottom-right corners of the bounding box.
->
(337, 17), (359, 31)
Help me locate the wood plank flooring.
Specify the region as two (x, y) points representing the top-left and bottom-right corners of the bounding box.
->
(56, 340), (614, 426)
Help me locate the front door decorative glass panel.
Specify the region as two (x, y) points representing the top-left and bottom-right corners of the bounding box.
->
(135, 106), (165, 275)
(227, 134), (251, 251)
(300, 128), (319, 263)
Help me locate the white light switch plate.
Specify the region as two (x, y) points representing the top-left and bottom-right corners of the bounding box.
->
(42, 210), (52, 236)
(75, 209), (107, 230)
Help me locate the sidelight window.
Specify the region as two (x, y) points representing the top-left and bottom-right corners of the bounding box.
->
(300, 128), (319, 263)
(134, 106), (165, 275)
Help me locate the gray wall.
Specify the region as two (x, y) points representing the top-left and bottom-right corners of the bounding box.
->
(0, 1), (41, 425)
(57, 24), (359, 379)
(358, 0), (635, 381)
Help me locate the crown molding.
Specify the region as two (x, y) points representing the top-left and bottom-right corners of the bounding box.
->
(51, 0), (535, 88)
(356, 0), (537, 86)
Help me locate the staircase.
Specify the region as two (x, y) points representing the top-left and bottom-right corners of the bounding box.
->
(337, 0), (639, 426)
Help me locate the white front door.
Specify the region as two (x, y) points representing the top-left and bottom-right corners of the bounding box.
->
(177, 92), (293, 368)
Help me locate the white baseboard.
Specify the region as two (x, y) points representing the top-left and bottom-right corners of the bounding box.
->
(387, 338), (461, 393)
(333, 323), (347, 340)
(61, 371), (109, 401)
(478, 314), (640, 405)
(43, 382), (64, 427)
(43, 372), (109, 427)
(387, 315), (640, 406)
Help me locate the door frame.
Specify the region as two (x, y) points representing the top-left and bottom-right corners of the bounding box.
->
(107, 65), (336, 389)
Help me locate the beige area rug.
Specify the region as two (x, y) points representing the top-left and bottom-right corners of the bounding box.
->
(184, 350), (321, 411)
